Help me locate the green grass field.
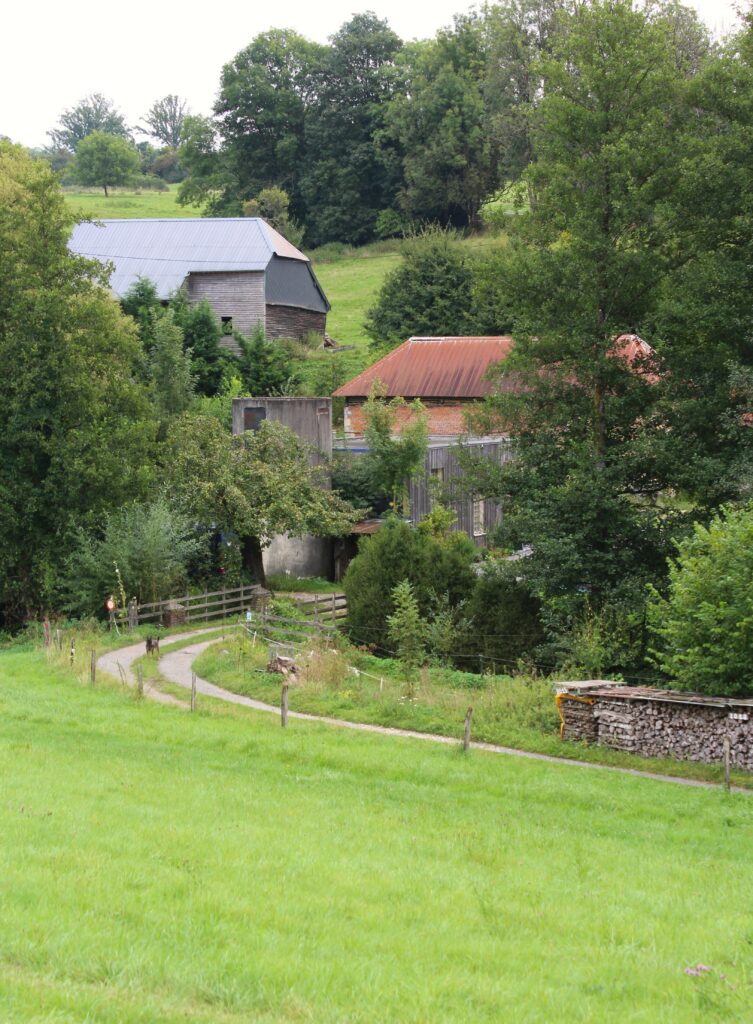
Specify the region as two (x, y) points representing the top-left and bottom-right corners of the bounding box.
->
(2, 642), (753, 1022)
(63, 183), (203, 220)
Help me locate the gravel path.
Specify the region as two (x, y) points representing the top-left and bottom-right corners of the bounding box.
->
(147, 635), (747, 793)
(97, 628), (226, 707)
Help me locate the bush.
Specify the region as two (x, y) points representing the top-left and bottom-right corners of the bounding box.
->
(364, 226), (474, 350)
(649, 503), (753, 696)
(343, 517), (476, 653)
(64, 499), (204, 616)
(455, 562), (543, 674)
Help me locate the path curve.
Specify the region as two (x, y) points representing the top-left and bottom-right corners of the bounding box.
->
(97, 628), (226, 707)
(154, 636), (748, 794)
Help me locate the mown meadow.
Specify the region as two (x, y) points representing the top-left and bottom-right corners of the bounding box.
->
(2, 639), (753, 1022)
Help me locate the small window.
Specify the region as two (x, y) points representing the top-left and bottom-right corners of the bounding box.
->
(473, 499), (486, 537)
(221, 316), (233, 335)
(430, 467), (445, 483)
(243, 406), (266, 432)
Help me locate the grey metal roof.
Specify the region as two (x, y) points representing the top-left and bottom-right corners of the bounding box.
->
(68, 218), (311, 300)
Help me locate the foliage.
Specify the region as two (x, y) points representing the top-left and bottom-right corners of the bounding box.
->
(165, 414), (361, 584)
(649, 504), (753, 697)
(466, 0), (690, 667)
(170, 291), (233, 397)
(140, 94), (189, 148)
(0, 142), (155, 624)
(455, 561), (543, 673)
(362, 390), (429, 513)
(344, 516), (476, 652)
(121, 277), (163, 352)
(48, 93), (131, 152)
(365, 227), (474, 348)
(331, 453), (387, 518)
(70, 132), (140, 196)
(149, 311), (195, 422)
(242, 186), (304, 247)
(236, 325), (300, 396)
(299, 13), (403, 246)
(387, 579), (426, 685)
(379, 16), (498, 229)
(63, 499), (202, 614)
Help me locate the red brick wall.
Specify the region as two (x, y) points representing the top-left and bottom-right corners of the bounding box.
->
(345, 401), (476, 437)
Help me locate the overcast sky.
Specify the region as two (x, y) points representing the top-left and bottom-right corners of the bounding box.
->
(2, 0), (742, 148)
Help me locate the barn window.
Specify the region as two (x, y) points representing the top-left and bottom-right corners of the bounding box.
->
(430, 467), (445, 483)
(473, 499), (486, 537)
(221, 316), (233, 335)
(243, 406), (266, 432)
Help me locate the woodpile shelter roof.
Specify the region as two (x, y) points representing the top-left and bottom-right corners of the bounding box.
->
(68, 218), (327, 306)
(334, 336), (514, 400)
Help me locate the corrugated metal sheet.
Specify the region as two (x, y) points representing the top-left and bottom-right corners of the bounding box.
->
(334, 337), (514, 399)
(68, 218), (312, 300)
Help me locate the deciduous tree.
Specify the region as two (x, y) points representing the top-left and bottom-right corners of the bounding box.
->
(49, 93), (131, 152)
(71, 131), (140, 196)
(140, 94), (189, 148)
(166, 415), (361, 585)
(0, 143), (155, 623)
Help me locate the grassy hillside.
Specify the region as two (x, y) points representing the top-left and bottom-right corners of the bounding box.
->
(2, 643), (753, 1022)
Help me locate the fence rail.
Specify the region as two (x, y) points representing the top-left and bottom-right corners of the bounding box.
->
(132, 585), (347, 628)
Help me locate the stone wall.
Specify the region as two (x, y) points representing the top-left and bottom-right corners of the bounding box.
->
(559, 685), (753, 770)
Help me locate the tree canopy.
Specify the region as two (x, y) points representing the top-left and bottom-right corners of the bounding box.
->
(48, 93), (131, 152)
(0, 142), (155, 623)
(70, 132), (140, 195)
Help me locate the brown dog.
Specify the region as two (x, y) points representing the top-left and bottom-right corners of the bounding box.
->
(145, 636), (160, 657)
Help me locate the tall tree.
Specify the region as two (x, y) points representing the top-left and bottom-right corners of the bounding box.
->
(0, 143), (155, 623)
(468, 1), (688, 646)
(300, 13), (403, 245)
(70, 131), (140, 196)
(140, 94), (189, 148)
(150, 312), (195, 422)
(48, 93), (131, 152)
(166, 415), (360, 584)
(380, 15), (497, 228)
(212, 29), (324, 217)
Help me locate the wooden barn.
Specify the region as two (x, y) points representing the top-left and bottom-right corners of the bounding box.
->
(68, 218), (330, 348)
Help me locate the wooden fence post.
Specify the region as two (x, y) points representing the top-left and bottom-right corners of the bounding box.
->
(281, 683), (289, 728)
(463, 706), (473, 753)
(191, 671), (197, 712)
(331, 593), (336, 626)
(43, 618), (51, 648)
(128, 598), (138, 630)
(90, 650), (96, 684)
(69, 638), (76, 667)
(724, 735), (731, 792)
(136, 665), (144, 700)
(55, 628), (62, 652)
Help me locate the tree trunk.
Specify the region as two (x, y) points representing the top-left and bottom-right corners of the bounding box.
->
(103, 184), (109, 197)
(242, 535), (266, 587)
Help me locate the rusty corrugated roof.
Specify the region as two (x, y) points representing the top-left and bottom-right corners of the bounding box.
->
(334, 337), (514, 399)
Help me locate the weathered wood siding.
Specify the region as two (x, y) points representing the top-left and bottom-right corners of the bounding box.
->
(409, 441), (511, 547)
(265, 304), (327, 340)
(186, 271), (266, 339)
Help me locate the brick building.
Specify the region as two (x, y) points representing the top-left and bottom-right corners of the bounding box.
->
(334, 335), (513, 441)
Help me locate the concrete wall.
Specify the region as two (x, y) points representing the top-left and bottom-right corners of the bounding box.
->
(186, 271), (266, 341)
(232, 397), (334, 578)
(560, 689), (753, 770)
(266, 305), (326, 340)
